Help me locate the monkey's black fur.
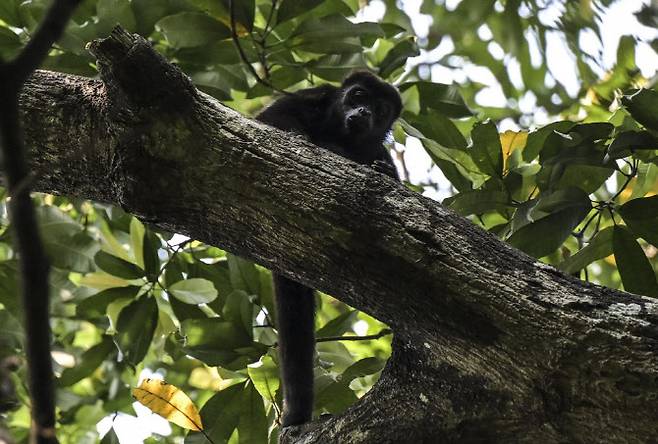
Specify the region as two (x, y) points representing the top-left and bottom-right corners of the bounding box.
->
(256, 71), (402, 427)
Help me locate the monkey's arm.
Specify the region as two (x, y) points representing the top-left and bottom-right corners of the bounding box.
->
(372, 147), (400, 180)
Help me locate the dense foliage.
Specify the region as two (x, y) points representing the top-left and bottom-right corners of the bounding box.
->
(0, 0), (657, 442)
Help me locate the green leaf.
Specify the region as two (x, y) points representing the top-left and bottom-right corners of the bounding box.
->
(237, 382), (268, 444)
(227, 254), (260, 295)
(115, 295), (158, 365)
(612, 226), (658, 296)
(181, 318), (256, 367)
(157, 12), (231, 48)
(399, 81), (471, 118)
(378, 37), (420, 78)
(607, 130), (658, 159)
(559, 227), (614, 274)
(471, 120), (503, 179)
(616, 35), (637, 71)
(314, 379), (358, 414)
(277, 0), (323, 23)
(0, 26), (21, 59)
(507, 188), (591, 258)
(523, 121), (574, 161)
(94, 251), (144, 280)
(0, 0), (22, 26)
(341, 357), (384, 383)
(291, 15), (383, 54)
(316, 310), (358, 337)
(443, 190), (512, 216)
(142, 230), (162, 280)
(618, 195), (658, 219)
(100, 427), (120, 444)
(218, 0), (254, 31)
(131, 0), (172, 36)
(619, 195), (658, 247)
(188, 261), (232, 312)
(77, 286), (142, 318)
(631, 163), (658, 199)
(0, 309), (23, 356)
(34, 206), (98, 272)
(97, 0), (137, 34)
(59, 336), (116, 386)
(222, 290), (253, 336)
(129, 218), (145, 269)
(169, 295), (208, 322)
(247, 355), (280, 401)
(185, 384), (243, 444)
(307, 53), (368, 82)
(0, 261), (20, 318)
(169, 278), (218, 304)
(403, 110), (467, 150)
(621, 89), (658, 131)
(37, 205), (80, 238)
(48, 231), (99, 273)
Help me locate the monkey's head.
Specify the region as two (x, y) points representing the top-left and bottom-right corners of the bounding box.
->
(336, 71), (402, 143)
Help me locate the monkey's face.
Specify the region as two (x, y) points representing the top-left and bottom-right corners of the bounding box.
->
(340, 85), (394, 141)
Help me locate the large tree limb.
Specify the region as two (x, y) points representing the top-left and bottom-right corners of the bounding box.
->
(19, 28), (658, 442)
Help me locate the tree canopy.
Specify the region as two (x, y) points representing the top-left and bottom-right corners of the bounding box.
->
(0, 1), (657, 443)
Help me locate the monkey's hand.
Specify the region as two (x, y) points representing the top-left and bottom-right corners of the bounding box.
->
(371, 159), (398, 179)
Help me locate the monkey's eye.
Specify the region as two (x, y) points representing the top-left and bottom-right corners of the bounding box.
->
(351, 88), (367, 98)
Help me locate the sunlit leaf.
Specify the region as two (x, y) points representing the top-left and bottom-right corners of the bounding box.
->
(132, 378), (203, 431)
(169, 278), (218, 305)
(247, 355), (279, 401)
(500, 130), (528, 172)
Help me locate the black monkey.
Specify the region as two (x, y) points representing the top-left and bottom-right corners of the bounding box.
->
(256, 71), (402, 426)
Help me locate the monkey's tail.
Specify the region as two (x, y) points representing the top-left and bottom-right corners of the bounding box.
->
(273, 274), (315, 426)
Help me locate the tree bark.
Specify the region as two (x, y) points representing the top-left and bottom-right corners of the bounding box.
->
(18, 28), (658, 443)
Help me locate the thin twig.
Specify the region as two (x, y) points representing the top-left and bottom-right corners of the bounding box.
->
(315, 329), (393, 343)
(0, 1), (81, 442)
(228, 0), (288, 94)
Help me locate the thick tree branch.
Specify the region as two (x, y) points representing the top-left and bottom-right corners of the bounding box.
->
(17, 29), (658, 442)
(0, 1), (80, 442)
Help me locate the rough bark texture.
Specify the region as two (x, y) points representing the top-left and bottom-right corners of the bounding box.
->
(18, 28), (658, 443)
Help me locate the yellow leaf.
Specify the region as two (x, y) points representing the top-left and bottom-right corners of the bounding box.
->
(132, 378), (203, 431)
(79, 272), (131, 290)
(499, 130), (528, 173)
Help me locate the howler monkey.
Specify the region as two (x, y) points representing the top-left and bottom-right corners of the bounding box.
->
(256, 71), (402, 427)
